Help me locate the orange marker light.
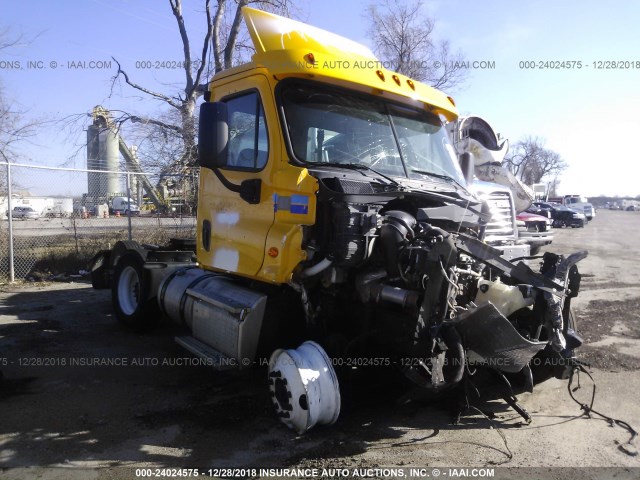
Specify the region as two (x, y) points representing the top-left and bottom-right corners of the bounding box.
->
(392, 74), (401, 86)
(268, 247), (279, 258)
(376, 70), (385, 81)
(305, 52), (316, 64)
(406, 79), (415, 90)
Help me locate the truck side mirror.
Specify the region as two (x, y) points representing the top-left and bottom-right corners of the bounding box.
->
(198, 102), (229, 169)
(459, 152), (474, 184)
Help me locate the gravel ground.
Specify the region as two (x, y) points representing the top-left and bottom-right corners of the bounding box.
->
(1, 209), (639, 479)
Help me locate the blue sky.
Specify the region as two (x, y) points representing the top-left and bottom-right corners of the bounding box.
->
(2, 0), (640, 197)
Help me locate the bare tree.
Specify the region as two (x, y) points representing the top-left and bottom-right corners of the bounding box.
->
(0, 87), (39, 166)
(110, 0), (294, 177)
(0, 28), (23, 51)
(0, 33), (42, 193)
(503, 136), (567, 186)
(366, 0), (467, 91)
(103, 0), (295, 211)
(0, 41), (43, 239)
(111, 0), (213, 175)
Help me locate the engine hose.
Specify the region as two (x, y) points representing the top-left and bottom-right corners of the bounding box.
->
(423, 327), (465, 392)
(301, 258), (332, 278)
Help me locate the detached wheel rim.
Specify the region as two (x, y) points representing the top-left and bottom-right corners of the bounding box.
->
(268, 341), (340, 434)
(118, 266), (140, 315)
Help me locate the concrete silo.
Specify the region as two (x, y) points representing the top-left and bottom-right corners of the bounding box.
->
(87, 106), (121, 199)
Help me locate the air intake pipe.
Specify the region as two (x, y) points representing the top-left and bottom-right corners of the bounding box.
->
(379, 210), (416, 279)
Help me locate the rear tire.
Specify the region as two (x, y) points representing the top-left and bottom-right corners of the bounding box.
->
(111, 251), (158, 331)
(89, 250), (111, 289)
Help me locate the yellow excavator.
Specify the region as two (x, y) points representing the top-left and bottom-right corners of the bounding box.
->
(91, 7), (587, 434)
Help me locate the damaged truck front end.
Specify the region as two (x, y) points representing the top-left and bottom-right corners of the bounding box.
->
(267, 79), (587, 433)
(270, 184), (587, 432)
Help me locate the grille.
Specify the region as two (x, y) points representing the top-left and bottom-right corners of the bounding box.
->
(526, 221), (547, 232)
(484, 191), (515, 238)
(334, 179), (375, 194)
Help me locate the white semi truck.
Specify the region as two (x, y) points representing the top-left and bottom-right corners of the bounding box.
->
(549, 194), (595, 221)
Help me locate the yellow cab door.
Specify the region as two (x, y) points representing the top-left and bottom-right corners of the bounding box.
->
(197, 73), (275, 279)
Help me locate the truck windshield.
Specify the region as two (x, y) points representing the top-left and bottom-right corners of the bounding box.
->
(281, 83), (465, 186)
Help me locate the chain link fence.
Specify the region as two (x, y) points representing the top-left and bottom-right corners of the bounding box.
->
(1, 162), (197, 281)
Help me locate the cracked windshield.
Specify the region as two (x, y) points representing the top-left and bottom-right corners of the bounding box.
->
(282, 83), (465, 185)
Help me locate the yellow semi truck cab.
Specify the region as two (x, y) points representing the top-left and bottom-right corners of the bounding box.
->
(96, 6), (588, 436)
(198, 7), (463, 285)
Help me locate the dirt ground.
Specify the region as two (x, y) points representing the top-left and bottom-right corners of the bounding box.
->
(1, 209), (639, 479)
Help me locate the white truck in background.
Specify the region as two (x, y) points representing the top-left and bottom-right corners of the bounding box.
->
(532, 183), (549, 201)
(549, 195), (595, 221)
(44, 198), (73, 218)
(563, 195), (595, 220)
(110, 196), (140, 215)
(470, 180), (530, 260)
(621, 199), (640, 211)
(449, 116), (533, 260)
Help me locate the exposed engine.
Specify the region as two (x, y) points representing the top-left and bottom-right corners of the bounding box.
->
(271, 180), (586, 432)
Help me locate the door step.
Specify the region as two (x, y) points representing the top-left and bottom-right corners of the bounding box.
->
(175, 335), (238, 370)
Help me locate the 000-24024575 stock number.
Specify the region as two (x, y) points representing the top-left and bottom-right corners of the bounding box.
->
(518, 60), (640, 69)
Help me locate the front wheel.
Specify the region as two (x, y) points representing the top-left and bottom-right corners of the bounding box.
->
(268, 341), (341, 434)
(111, 252), (158, 331)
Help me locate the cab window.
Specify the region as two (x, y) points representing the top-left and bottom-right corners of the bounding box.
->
(224, 92), (268, 170)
